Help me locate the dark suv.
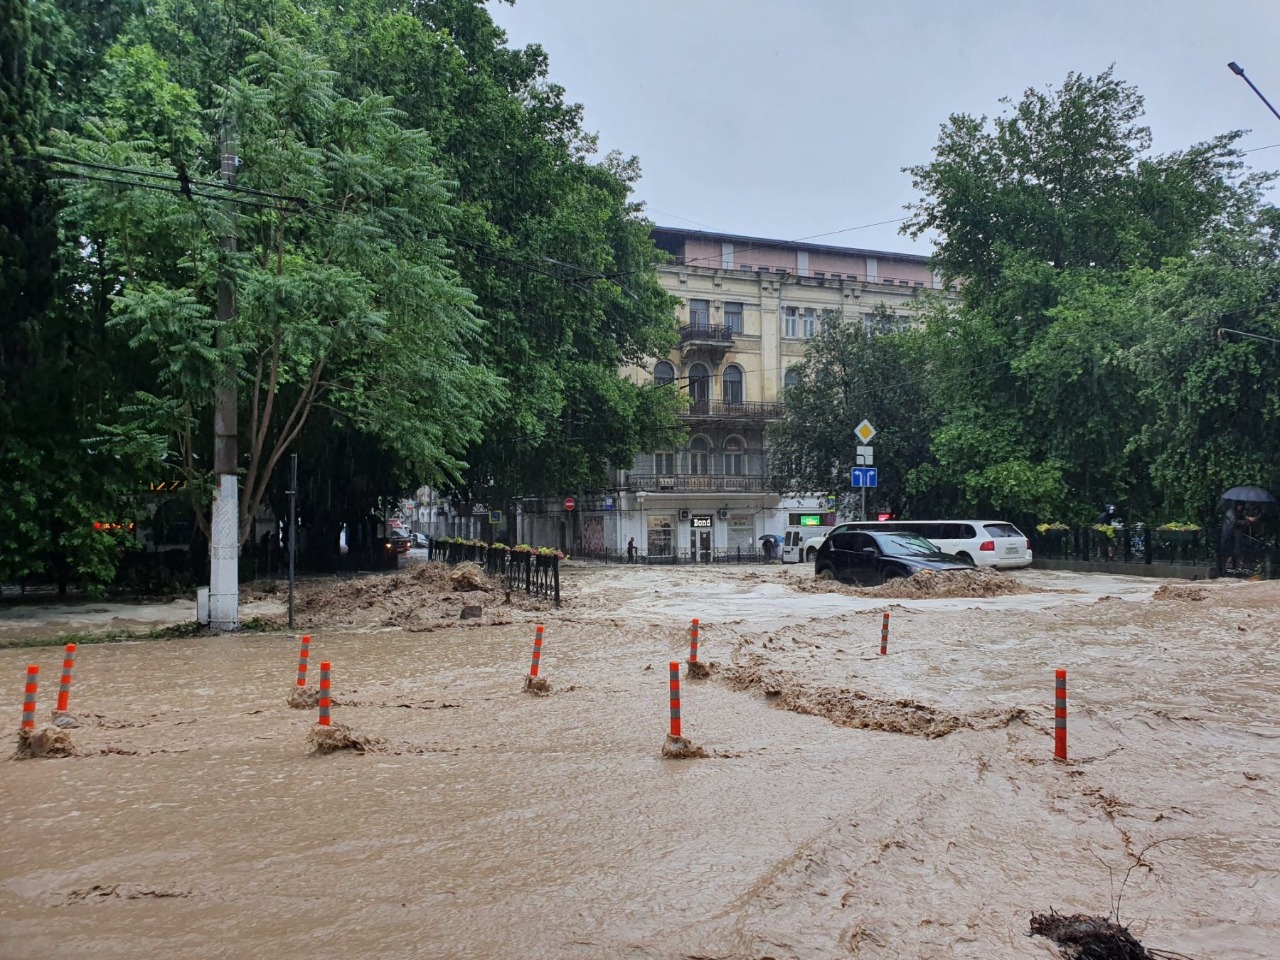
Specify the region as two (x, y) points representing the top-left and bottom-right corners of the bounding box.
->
(814, 530), (973, 586)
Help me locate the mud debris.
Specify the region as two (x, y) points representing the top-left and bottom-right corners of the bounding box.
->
(13, 726), (76, 759)
(307, 722), (382, 755)
(1151, 583), (1208, 602)
(287, 686), (320, 709)
(523, 676), (552, 696)
(246, 561), (551, 630)
(795, 567), (1036, 600)
(722, 660), (1026, 738)
(661, 733), (707, 759)
(686, 660), (717, 680)
(449, 563), (489, 592)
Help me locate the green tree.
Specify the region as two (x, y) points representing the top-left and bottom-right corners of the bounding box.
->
(59, 28), (501, 546)
(1129, 210), (1280, 523)
(768, 308), (931, 515)
(901, 68), (1263, 522)
(1, 0), (154, 592)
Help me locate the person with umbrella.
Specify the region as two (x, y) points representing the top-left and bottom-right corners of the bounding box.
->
(1220, 486), (1276, 573)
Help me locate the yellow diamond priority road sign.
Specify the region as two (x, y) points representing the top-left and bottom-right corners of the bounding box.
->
(854, 419), (876, 444)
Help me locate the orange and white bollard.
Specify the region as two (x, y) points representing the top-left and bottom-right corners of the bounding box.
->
(318, 661), (332, 727)
(688, 619), (699, 664)
(529, 625), (544, 678)
(669, 661), (681, 738)
(21, 665), (38, 730)
(1054, 669), (1067, 761)
(880, 611), (890, 656)
(56, 644), (77, 712)
(296, 635), (311, 687)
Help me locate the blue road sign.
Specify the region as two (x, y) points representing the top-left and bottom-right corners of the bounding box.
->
(850, 467), (879, 488)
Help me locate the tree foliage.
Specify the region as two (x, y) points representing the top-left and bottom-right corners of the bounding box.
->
(774, 68), (1278, 529)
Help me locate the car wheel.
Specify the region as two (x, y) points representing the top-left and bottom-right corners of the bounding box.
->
(806, 548), (816, 562)
(816, 565), (835, 581)
(956, 552), (974, 565)
(882, 568), (906, 581)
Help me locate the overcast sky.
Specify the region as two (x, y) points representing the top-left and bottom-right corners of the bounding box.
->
(489, 0), (1280, 256)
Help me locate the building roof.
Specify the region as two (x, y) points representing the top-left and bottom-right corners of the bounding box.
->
(651, 225), (932, 265)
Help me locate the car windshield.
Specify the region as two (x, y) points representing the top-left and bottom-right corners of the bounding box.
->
(874, 532), (943, 557)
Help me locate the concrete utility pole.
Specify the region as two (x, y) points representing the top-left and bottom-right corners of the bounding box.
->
(209, 122), (240, 631)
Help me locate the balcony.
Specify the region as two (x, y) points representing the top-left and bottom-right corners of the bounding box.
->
(627, 474), (771, 493)
(679, 322), (735, 362)
(680, 399), (784, 422)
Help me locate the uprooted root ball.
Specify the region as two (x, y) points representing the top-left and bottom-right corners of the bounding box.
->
(13, 726), (76, 759)
(1029, 912), (1152, 960)
(307, 723), (382, 755)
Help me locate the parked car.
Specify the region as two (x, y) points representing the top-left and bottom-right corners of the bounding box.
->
(411, 532), (429, 548)
(807, 519), (1033, 569)
(814, 529), (974, 586)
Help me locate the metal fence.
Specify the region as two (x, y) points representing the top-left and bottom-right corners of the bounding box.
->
(426, 539), (560, 606)
(1029, 523), (1278, 577)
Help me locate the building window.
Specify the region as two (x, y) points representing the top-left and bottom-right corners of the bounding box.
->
(797, 250), (809, 275)
(647, 515), (674, 557)
(723, 301), (743, 333)
(654, 360), (675, 386)
(803, 307), (817, 338)
(783, 306), (798, 338)
(722, 364), (743, 405)
(721, 242), (734, 270)
(783, 367), (800, 393)
(689, 299), (710, 329)
(723, 436), (745, 475)
(688, 436), (710, 476)
(654, 451), (674, 475)
(688, 363), (710, 401)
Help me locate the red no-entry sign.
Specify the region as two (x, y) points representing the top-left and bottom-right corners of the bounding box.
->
(564, 496), (576, 511)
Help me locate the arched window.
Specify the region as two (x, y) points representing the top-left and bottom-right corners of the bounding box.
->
(723, 436), (745, 476)
(722, 364), (743, 405)
(688, 436), (710, 476)
(654, 450), (674, 475)
(783, 367), (800, 393)
(688, 363), (711, 402)
(653, 360), (675, 386)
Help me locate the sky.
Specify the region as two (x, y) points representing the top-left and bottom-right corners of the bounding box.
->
(489, 0), (1280, 257)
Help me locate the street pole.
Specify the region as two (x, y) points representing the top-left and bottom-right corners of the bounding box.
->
(1228, 62), (1280, 124)
(209, 121), (240, 631)
(861, 487), (866, 522)
(288, 452), (297, 630)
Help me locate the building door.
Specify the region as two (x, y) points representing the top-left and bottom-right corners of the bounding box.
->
(689, 526), (712, 563)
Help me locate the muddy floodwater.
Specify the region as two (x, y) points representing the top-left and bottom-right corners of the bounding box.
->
(1, 563), (1278, 959)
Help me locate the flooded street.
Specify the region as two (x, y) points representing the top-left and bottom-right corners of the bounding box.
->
(2, 563), (1278, 959)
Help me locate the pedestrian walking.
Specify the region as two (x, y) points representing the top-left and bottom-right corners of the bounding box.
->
(626, 536), (637, 563)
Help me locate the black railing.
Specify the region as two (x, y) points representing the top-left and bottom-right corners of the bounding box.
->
(626, 474), (771, 493)
(426, 539), (560, 606)
(1029, 522), (1279, 577)
(572, 546), (772, 565)
(681, 399), (784, 419)
(678, 323), (735, 343)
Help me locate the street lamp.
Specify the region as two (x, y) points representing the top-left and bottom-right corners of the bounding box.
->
(1228, 62), (1280, 124)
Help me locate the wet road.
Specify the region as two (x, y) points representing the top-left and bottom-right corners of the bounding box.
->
(1, 565), (1277, 959)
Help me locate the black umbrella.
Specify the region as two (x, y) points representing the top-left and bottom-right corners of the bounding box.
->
(1220, 485), (1277, 505)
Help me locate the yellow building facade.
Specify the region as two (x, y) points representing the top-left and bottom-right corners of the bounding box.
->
(520, 227), (955, 559)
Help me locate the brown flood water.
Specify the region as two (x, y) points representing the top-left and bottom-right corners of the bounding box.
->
(1, 563), (1278, 959)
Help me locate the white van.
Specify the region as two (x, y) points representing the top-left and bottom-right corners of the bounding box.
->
(821, 520), (1033, 569)
(782, 525), (835, 563)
